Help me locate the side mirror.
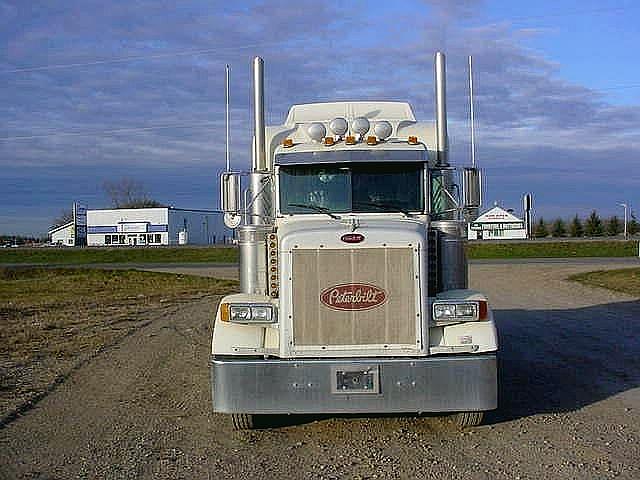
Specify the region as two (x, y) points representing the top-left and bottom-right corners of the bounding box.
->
(221, 172), (242, 228)
(221, 172), (241, 213)
(462, 167), (482, 209)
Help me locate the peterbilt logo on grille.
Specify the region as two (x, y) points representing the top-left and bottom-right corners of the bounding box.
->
(320, 283), (387, 311)
(341, 233), (364, 243)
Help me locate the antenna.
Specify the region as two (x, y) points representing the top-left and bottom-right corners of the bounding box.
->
(468, 55), (476, 167)
(225, 64), (230, 172)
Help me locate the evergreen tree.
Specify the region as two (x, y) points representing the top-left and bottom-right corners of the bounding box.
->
(551, 218), (566, 237)
(534, 218), (548, 238)
(628, 212), (639, 236)
(584, 210), (604, 237)
(606, 216), (622, 236)
(569, 215), (583, 237)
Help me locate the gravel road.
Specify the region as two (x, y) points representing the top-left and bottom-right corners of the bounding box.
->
(1, 260), (639, 479)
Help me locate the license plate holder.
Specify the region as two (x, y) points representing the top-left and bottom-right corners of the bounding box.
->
(331, 365), (380, 394)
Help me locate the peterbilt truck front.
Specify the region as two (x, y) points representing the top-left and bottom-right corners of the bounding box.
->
(212, 53), (498, 430)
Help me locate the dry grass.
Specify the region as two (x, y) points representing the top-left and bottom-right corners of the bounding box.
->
(0, 267), (238, 421)
(568, 267), (640, 297)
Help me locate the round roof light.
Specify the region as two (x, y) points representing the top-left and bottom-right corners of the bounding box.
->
(351, 117), (370, 136)
(329, 117), (348, 136)
(307, 122), (326, 142)
(374, 121), (393, 140)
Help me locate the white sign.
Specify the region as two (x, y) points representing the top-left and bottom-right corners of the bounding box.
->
(119, 222), (148, 233)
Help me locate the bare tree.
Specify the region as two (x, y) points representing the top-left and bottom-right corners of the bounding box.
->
(102, 177), (164, 209)
(51, 209), (73, 228)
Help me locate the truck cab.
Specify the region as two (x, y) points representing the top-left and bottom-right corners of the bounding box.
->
(212, 55), (497, 429)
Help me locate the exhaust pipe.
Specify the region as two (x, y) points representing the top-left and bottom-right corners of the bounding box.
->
(435, 51), (449, 167)
(253, 56), (267, 171)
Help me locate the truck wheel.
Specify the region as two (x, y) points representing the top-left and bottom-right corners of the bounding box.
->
(453, 411), (484, 428)
(231, 413), (256, 430)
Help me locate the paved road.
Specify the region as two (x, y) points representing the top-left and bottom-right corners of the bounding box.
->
(1, 260), (639, 479)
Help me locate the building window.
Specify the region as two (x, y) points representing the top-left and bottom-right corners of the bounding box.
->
(105, 235), (111, 245)
(155, 234), (161, 244)
(139, 234), (146, 244)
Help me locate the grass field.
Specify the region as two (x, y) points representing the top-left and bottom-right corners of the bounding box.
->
(0, 246), (238, 265)
(0, 267), (238, 421)
(0, 240), (637, 266)
(467, 240), (638, 259)
(568, 268), (640, 297)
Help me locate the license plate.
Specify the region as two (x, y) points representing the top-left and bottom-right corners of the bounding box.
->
(332, 365), (380, 394)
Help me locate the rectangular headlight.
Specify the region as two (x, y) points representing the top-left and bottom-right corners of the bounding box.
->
(250, 305), (273, 322)
(226, 304), (275, 324)
(433, 301), (484, 323)
(229, 305), (251, 322)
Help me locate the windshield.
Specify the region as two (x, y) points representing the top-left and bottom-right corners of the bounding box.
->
(279, 162), (424, 215)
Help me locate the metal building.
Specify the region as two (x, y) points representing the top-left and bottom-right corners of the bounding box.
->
(87, 207), (230, 246)
(467, 205), (527, 240)
(48, 221), (76, 246)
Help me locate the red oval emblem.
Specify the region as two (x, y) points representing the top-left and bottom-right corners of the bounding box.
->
(320, 283), (387, 311)
(341, 233), (364, 243)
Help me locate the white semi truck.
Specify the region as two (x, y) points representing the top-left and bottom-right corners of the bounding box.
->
(212, 52), (498, 430)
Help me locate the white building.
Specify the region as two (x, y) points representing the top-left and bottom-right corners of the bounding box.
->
(468, 205), (527, 240)
(87, 207), (230, 246)
(47, 202), (88, 246)
(48, 221), (76, 246)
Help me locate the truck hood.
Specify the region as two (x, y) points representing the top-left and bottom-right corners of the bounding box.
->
(278, 215), (427, 252)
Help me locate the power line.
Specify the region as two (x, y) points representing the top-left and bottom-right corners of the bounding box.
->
(476, 2), (637, 26)
(0, 122), (222, 141)
(1, 39), (298, 74)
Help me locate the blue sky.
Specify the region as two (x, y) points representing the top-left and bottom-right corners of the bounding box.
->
(2, 0), (639, 235)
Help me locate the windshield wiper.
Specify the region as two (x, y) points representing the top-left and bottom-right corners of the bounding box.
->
(352, 201), (413, 217)
(288, 203), (341, 219)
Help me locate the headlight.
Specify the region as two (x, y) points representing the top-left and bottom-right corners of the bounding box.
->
(222, 303), (276, 324)
(432, 300), (487, 323)
(229, 305), (251, 322)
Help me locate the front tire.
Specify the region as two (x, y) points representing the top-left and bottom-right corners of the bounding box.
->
(231, 413), (256, 430)
(453, 411), (484, 428)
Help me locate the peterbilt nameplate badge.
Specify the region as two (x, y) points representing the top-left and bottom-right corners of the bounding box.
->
(340, 233), (364, 243)
(320, 283), (387, 311)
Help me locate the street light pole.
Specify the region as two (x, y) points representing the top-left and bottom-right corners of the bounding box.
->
(619, 203), (628, 239)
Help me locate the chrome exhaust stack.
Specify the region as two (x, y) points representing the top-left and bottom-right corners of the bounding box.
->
(239, 56), (272, 295)
(434, 51), (449, 167)
(253, 56), (267, 172)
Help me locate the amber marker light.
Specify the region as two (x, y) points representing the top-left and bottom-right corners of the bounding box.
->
(282, 138), (294, 148)
(324, 137), (335, 146)
(478, 300), (488, 320)
(408, 136), (418, 145)
(366, 136), (377, 145)
(220, 303), (230, 322)
(345, 135), (356, 145)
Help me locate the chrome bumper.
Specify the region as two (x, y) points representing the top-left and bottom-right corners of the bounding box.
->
(210, 354), (497, 414)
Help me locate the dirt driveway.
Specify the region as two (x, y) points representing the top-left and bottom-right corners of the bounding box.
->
(1, 259), (639, 479)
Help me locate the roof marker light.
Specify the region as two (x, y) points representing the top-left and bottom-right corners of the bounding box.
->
(366, 136), (377, 145)
(329, 117), (348, 136)
(345, 135), (356, 145)
(408, 136), (419, 145)
(324, 137), (335, 146)
(307, 122), (326, 142)
(351, 117), (370, 136)
(282, 138), (294, 148)
(374, 121), (392, 140)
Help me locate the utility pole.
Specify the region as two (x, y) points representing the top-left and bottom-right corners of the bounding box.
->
(619, 203), (628, 239)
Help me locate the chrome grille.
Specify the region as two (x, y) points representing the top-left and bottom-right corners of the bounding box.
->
(291, 247), (417, 348)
